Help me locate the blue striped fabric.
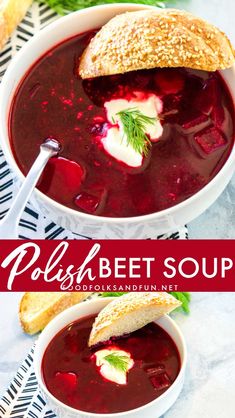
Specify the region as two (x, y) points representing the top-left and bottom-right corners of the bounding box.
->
(0, 346), (57, 418)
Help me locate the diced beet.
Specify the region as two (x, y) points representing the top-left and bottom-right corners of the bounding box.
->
(75, 191), (104, 214)
(38, 157), (84, 197)
(150, 372), (171, 390)
(61, 159), (83, 190)
(180, 111), (209, 131)
(194, 126), (227, 154)
(146, 365), (165, 376)
(154, 70), (184, 94)
(55, 372), (78, 388)
(211, 105), (225, 128)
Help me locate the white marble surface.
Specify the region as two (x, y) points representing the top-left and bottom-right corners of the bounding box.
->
(0, 292), (235, 418)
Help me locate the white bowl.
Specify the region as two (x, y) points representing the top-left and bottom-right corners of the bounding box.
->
(34, 297), (187, 418)
(0, 3), (235, 238)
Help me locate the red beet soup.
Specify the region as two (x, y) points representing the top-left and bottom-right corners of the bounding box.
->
(9, 31), (235, 217)
(42, 315), (181, 414)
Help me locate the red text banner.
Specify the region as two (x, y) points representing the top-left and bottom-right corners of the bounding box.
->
(0, 240), (234, 292)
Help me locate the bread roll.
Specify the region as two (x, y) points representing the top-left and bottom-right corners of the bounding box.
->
(19, 292), (91, 335)
(0, 0), (33, 50)
(89, 292), (181, 347)
(79, 9), (235, 79)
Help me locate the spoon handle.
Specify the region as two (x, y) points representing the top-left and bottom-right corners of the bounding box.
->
(0, 145), (57, 239)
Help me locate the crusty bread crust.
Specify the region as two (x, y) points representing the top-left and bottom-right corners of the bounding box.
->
(0, 0), (33, 50)
(79, 9), (235, 79)
(89, 292), (181, 347)
(19, 292), (91, 335)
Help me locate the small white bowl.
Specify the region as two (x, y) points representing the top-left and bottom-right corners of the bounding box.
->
(34, 297), (187, 418)
(1, 3), (235, 238)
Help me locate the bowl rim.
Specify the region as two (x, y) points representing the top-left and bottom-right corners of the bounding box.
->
(34, 296), (187, 418)
(0, 2), (235, 224)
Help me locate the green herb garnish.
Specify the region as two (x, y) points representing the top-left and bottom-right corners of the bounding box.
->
(101, 292), (127, 298)
(116, 107), (156, 156)
(39, 1), (170, 15)
(104, 352), (130, 372)
(169, 292), (191, 313)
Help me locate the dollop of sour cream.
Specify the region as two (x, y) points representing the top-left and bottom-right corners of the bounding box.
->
(102, 94), (163, 167)
(94, 348), (134, 385)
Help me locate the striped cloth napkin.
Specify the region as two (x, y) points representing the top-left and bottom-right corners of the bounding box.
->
(0, 346), (56, 418)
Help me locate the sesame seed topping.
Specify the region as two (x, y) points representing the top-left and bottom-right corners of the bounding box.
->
(79, 8), (234, 78)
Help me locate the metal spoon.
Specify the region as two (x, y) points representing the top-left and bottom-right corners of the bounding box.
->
(0, 138), (61, 239)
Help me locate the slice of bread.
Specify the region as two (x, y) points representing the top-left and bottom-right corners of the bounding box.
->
(79, 8), (235, 79)
(0, 0), (33, 50)
(89, 292), (181, 347)
(19, 292), (91, 335)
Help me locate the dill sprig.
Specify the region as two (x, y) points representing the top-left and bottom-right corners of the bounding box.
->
(38, 1), (169, 15)
(104, 352), (130, 373)
(117, 108), (156, 157)
(101, 292), (127, 297)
